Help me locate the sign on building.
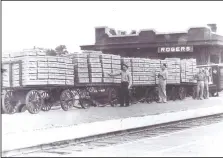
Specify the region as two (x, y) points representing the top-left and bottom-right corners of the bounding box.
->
(158, 46), (193, 53)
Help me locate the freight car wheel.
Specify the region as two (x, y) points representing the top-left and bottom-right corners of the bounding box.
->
(40, 91), (52, 112)
(60, 89), (74, 111)
(179, 86), (187, 100)
(109, 88), (119, 107)
(2, 90), (17, 114)
(26, 90), (43, 114)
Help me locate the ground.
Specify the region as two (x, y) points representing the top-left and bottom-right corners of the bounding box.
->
(17, 121), (223, 157)
(3, 96), (223, 136)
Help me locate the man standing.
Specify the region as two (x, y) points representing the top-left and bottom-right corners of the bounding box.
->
(203, 67), (210, 99)
(109, 64), (132, 107)
(157, 64), (168, 103)
(194, 68), (205, 100)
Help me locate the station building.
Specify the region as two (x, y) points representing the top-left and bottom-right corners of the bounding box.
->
(80, 24), (223, 65)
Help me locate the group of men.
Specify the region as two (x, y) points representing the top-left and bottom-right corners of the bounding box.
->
(109, 63), (169, 107)
(109, 63), (210, 107)
(194, 67), (210, 100)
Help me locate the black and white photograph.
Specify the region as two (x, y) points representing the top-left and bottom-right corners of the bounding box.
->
(1, 1), (223, 157)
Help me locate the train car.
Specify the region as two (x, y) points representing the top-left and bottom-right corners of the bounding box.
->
(1, 53), (121, 114)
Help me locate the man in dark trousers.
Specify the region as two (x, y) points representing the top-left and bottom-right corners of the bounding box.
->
(109, 64), (132, 107)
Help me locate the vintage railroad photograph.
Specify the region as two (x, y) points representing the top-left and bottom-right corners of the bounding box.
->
(1, 1), (223, 157)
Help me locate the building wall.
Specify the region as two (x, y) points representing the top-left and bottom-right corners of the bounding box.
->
(102, 46), (223, 65)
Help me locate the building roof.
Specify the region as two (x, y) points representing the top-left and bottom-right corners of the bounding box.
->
(80, 25), (223, 51)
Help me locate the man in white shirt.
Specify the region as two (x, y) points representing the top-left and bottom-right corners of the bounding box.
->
(109, 64), (132, 107)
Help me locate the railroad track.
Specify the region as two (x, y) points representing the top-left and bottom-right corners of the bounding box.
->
(3, 113), (223, 157)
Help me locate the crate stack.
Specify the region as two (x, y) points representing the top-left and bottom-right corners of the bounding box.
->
(148, 59), (161, 84)
(65, 58), (74, 85)
(100, 54), (113, 83)
(71, 53), (90, 84)
(13, 51), (50, 86)
(47, 56), (66, 85)
(144, 59), (156, 85)
(181, 59), (197, 83)
(161, 58), (181, 84)
(87, 53), (103, 83)
(131, 58), (146, 85)
(2, 49), (77, 87)
(111, 55), (122, 83)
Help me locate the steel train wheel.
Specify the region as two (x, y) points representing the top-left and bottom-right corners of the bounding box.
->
(2, 90), (17, 114)
(26, 90), (43, 114)
(60, 89), (74, 111)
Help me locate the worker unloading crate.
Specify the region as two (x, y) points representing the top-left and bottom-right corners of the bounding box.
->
(109, 64), (132, 107)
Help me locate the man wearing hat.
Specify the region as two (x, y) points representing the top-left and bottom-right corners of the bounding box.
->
(109, 63), (132, 107)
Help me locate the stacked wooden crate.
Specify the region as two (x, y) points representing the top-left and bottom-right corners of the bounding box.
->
(10, 50), (50, 86)
(47, 56), (66, 85)
(71, 53), (89, 84)
(87, 53), (103, 83)
(111, 55), (122, 83)
(131, 58), (146, 85)
(2, 49), (75, 87)
(161, 58), (181, 84)
(64, 57), (75, 86)
(2, 52), (15, 87)
(149, 59), (161, 84)
(144, 59), (156, 85)
(100, 54), (113, 83)
(181, 59), (197, 83)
